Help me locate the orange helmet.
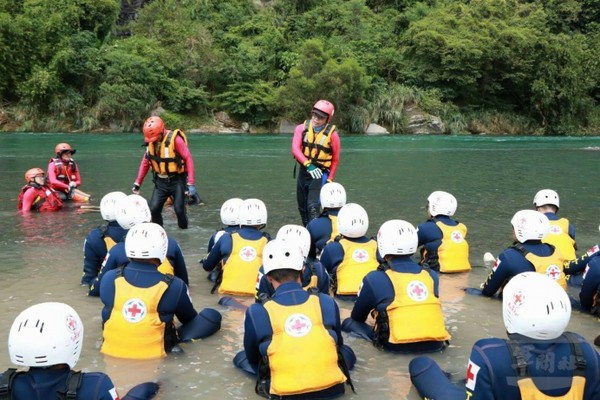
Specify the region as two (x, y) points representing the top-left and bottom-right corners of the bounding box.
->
(55, 143), (76, 156)
(143, 116), (165, 143)
(25, 168), (45, 182)
(313, 100), (335, 123)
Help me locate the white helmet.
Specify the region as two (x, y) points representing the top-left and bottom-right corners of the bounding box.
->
(9, 302), (83, 369)
(116, 194), (151, 229)
(320, 182), (347, 209)
(377, 219), (418, 256)
(427, 191), (457, 217)
(277, 224), (311, 258)
(220, 198), (243, 226)
(262, 239), (304, 274)
(503, 272), (571, 340)
(511, 209), (550, 243)
(337, 203), (369, 238)
(239, 198), (267, 226)
(125, 222), (168, 262)
(533, 189), (560, 209)
(100, 191), (127, 221)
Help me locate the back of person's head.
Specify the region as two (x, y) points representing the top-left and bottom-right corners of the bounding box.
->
(276, 224), (311, 258)
(9, 302), (83, 369)
(220, 198), (243, 226)
(503, 272), (571, 340)
(511, 209), (550, 243)
(533, 189), (560, 211)
(337, 203), (369, 238)
(320, 182), (346, 209)
(100, 191), (127, 222)
(125, 222), (168, 263)
(239, 198), (267, 226)
(116, 194), (152, 229)
(377, 219), (418, 257)
(263, 239), (304, 282)
(427, 191), (457, 217)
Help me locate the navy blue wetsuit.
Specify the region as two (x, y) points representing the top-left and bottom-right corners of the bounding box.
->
(410, 333), (600, 400)
(578, 256), (600, 313)
(207, 225), (239, 253)
(255, 257), (331, 302)
(481, 241), (554, 297)
(81, 221), (127, 285)
(202, 226), (271, 272)
(89, 237), (188, 297)
(240, 281), (349, 399)
(100, 261), (197, 330)
(1, 367), (118, 400)
(306, 209), (340, 257)
(345, 256), (446, 353)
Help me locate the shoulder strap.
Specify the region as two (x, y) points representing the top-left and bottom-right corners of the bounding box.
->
(563, 332), (587, 375)
(57, 370), (83, 400)
(505, 339), (529, 378)
(510, 242), (529, 256)
(377, 261), (391, 272)
(98, 224), (109, 238)
(0, 368), (20, 400)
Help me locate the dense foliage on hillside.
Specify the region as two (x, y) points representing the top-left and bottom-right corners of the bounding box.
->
(1, 0), (599, 134)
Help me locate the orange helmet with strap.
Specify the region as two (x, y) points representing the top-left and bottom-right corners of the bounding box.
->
(313, 100), (335, 123)
(25, 168), (45, 182)
(143, 116), (165, 143)
(55, 143), (76, 156)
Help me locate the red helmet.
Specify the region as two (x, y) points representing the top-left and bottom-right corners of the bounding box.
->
(55, 143), (76, 156)
(25, 168), (45, 182)
(313, 100), (335, 123)
(143, 116), (165, 143)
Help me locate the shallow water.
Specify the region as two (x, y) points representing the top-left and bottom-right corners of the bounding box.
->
(0, 133), (599, 399)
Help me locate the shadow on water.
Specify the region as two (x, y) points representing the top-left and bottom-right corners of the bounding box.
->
(0, 133), (599, 399)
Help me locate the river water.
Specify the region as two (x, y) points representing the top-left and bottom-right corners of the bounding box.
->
(0, 133), (599, 399)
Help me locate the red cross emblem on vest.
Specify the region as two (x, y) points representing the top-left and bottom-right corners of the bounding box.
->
(407, 281), (428, 302)
(122, 298), (147, 323)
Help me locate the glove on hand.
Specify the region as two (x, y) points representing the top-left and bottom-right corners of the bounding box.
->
(67, 186), (76, 199)
(306, 164), (323, 179)
(132, 184), (140, 194)
(187, 184), (197, 197)
(69, 181), (77, 188)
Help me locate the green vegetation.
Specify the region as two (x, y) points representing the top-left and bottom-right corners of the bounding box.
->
(1, 0), (599, 134)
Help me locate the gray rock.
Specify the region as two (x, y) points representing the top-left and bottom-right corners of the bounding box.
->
(365, 123), (389, 135)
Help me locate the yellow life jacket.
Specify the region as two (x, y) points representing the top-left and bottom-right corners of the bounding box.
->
(263, 295), (346, 396)
(544, 218), (576, 261)
(157, 258), (174, 276)
(512, 243), (567, 289)
(327, 214), (339, 244)
(101, 270), (172, 359)
(374, 269), (450, 344)
(335, 238), (378, 295)
(147, 129), (187, 175)
(507, 332), (586, 400)
(302, 121), (336, 170)
(220, 232), (268, 295)
(435, 220), (471, 273)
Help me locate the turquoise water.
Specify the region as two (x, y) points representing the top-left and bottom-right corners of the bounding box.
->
(0, 133), (599, 399)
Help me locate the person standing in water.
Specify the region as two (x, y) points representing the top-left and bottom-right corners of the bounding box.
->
(292, 100), (341, 227)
